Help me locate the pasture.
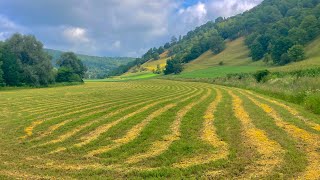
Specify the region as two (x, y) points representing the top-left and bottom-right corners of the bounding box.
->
(0, 80), (319, 179)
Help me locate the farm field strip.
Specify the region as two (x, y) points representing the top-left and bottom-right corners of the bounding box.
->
(1, 80), (319, 179)
(243, 90), (320, 132)
(170, 88), (229, 169)
(31, 87), (192, 141)
(39, 87), (198, 153)
(23, 84), (178, 119)
(7, 82), (180, 114)
(85, 87), (205, 157)
(72, 87), (199, 149)
(242, 93), (320, 180)
(23, 86), (188, 139)
(124, 88), (209, 165)
(227, 90), (284, 179)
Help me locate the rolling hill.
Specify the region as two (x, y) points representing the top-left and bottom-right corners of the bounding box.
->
(45, 49), (135, 79)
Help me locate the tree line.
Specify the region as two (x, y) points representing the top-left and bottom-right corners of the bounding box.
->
(0, 33), (86, 87)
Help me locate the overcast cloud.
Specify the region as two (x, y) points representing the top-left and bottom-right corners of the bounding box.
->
(0, 0), (262, 57)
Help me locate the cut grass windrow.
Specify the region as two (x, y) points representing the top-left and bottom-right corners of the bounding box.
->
(86, 87), (206, 157)
(0, 169), (57, 180)
(21, 84), (176, 115)
(23, 89), (158, 120)
(86, 103), (177, 157)
(21, 83), (189, 119)
(45, 87), (198, 153)
(244, 90), (320, 132)
(126, 88), (211, 165)
(32, 87), (192, 142)
(244, 93), (320, 180)
(172, 88), (229, 169)
(22, 90), (169, 139)
(227, 90), (284, 179)
(72, 88), (198, 149)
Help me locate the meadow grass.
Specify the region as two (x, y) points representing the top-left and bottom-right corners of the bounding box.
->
(0, 80), (319, 179)
(175, 65), (263, 78)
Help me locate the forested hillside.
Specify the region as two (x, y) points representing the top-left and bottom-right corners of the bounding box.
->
(112, 0), (320, 76)
(45, 49), (135, 79)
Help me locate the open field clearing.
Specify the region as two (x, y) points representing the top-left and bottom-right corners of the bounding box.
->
(0, 80), (320, 179)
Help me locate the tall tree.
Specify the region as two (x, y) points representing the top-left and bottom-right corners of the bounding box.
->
(251, 41), (265, 61)
(164, 57), (183, 75)
(4, 33), (54, 86)
(271, 37), (294, 64)
(300, 15), (320, 41)
(56, 52), (87, 82)
(0, 42), (4, 86)
(287, 45), (305, 62)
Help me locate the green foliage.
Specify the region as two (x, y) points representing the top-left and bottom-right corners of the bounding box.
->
(152, 52), (160, 60)
(254, 70), (270, 83)
(153, 64), (162, 74)
(305, 92), (320, 114)
(0, 33), (55, 86)
(56, 52), (87, 82)
(0, 61), (4, 86)
(250, 41), (265, 61)
(300, 15), (320, 41)
(272, 38), (294, 64)
(164, 58), (183, 75)
(210, 35), (226, 54)
(287, 45), (305, 62)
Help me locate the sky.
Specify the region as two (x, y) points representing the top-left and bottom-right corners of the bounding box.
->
(0, 0), (263, 57)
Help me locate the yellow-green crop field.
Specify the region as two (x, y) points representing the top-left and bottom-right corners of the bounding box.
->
(0, 80), (319, 179)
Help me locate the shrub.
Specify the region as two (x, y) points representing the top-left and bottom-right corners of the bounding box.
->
(304, 92), (320, 114)
(253, 70), (270, 83)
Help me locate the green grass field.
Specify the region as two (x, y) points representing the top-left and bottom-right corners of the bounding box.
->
(0, 80), (319, 179)
(174, 66), (264, 79)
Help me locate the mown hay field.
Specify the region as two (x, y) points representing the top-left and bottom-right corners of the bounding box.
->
(0, 80), (319, 179)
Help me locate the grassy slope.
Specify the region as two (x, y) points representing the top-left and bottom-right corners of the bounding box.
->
(113, 35), (320, 80)
(173, 35), (320, 78)
(142, 51), (169, 71)
(175, 37), (265, 79)
(271, 36), (320, 72)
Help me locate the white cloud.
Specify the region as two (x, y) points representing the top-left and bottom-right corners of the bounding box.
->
(0, 15), (27, 40)
(178, 2), (207, 25)
(207, 0), (262, 18)
(0, 0), (263, 56)
(62, 27), (90, 43)
(112, 40), (121, 49)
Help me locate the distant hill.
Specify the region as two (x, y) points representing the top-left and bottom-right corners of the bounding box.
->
(45, 49), (135, 79)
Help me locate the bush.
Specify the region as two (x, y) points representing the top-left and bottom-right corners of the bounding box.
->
(304, 92), (320, 114)
(287, 45), (305, 62)
(253, 70), (270, 82)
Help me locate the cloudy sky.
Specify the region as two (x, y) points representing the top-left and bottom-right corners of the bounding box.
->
(0, 0), (262, 57)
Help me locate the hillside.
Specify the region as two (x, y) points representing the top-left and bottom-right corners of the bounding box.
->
(113, 0), (320, 77)
(45, 49), (135, 79)
(272, 35), (320, 72)
(141, 51), (169, 71)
